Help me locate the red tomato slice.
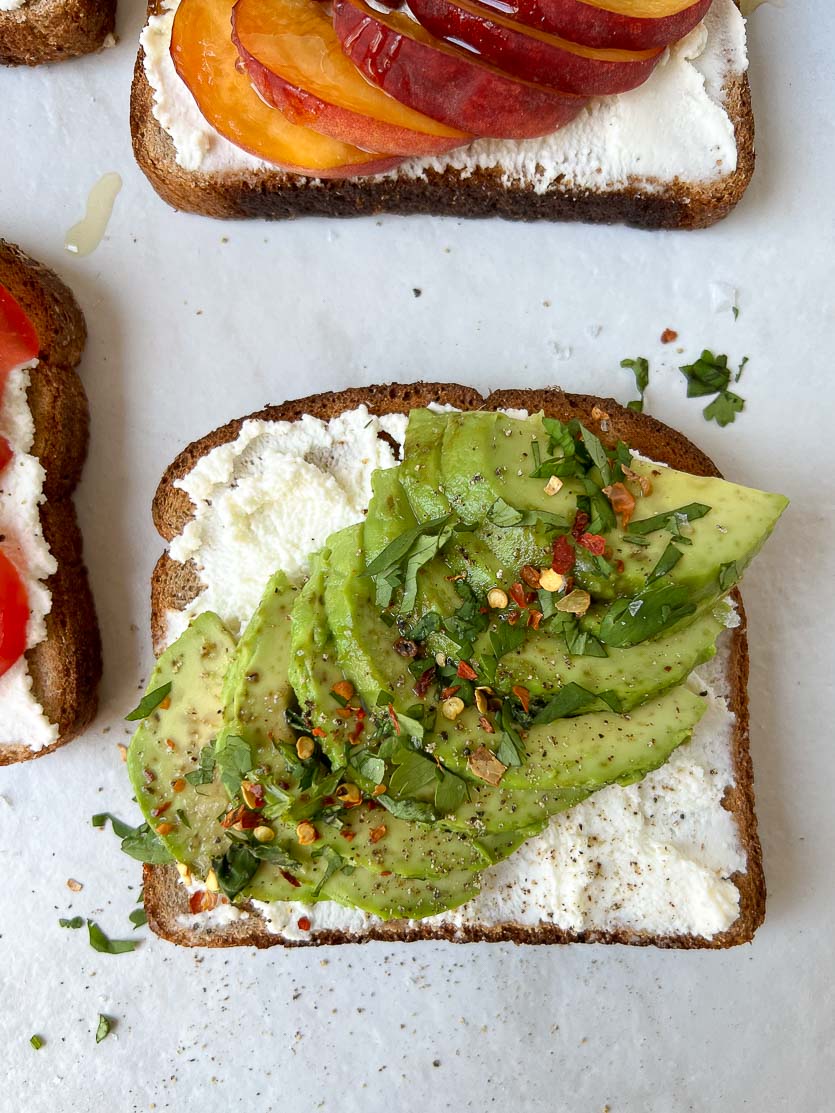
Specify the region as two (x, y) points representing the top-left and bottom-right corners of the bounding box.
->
(0, 548), (29, 677)
(0, 436), (11, 473)
(0, 284), (39, 382)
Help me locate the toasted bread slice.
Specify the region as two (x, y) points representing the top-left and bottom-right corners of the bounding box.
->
(0, 0), (116, 66)
(0, 241), (101, 763)
(131, 0), (753, 229)
(144, 382), (765, 948)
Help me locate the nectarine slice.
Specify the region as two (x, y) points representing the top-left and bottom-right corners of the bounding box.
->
(170, 0), (403, 178)
(333, 0), (588, 139)
(473, 0), (711, 51)
(231, 0), (469, 157)
(409, 0), (663, 95)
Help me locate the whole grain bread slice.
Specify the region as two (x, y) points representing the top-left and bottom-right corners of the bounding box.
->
(130, 0), (753, 229)
(0, 0), (116, 66)
(144, 381), (765, 948)
(0, 241), (101, 763)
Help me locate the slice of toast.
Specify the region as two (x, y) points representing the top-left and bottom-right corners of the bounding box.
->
(0, 0), (116, 66)
(130, 0), (754, 229)
(0, 241), (101, 763)
(144, 382), (765, 949)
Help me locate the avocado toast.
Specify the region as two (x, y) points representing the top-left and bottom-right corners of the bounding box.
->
(130, 383), (786, 948)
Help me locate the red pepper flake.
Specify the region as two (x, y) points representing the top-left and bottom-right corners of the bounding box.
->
(143, 767), (156, 784)
(380, 870), (393, 877)
(509, 583), (528, 608)
(602, 482), (637, 529)
(507, 610), (521, 626)
(189, 890), (217, 914)
(369, 824), (387, 843)
(478, 715), (495, 735)
(577, 532), (606, 556)
(661, 328), (678, 344)
(551, 534), (576, 575)
(440, 684), (461, 700)
(340, 830), (356, 841)
(520, 565), (541, 588)
(322, 796), (335, 807)
(616, 559), (625, 574)
(297, 916), (311, 932)
(335, 708), (353, 719)
(150, 802), (171, 818)
(571, 510), (590, 540)
(221, 804), (261, 830)
(387, 704), (401, 734)
(281, 869), (301, 888)
(512, 685), (530, 713)
(414, 666), (436, 699)
(457, 660), (478, 681)
(311, 727), (326, 737)
(350, 708), (366, 742)
(527, 610), (543, 630)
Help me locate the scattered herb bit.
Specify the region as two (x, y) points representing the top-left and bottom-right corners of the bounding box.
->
(311, 847), (345, 898)
(732, 304), (740, 321)
(214, 734), (253, 798)
(125, 682), (172, 722)
(87, 921), (138, 955)
(495, 703), (526, 767)
(599, 580), (697, 647)
(212, 843), (261, 901)
(621, 357), (649, 413)
(434, 769), (468, 815)
(646, 540), (684, 584)
(627, 502), (711, 539)
(719, 561), (739, 591)
(364, 514), (457, 611)
(388, 751), (437, 798)
(184, 741), (216, 786)
(679, 350), (747, 427)
(532, 683), (622, 725)
(92, 813), (135, 838)
(377, 795), (437, 823)
(407, 611), (442, 643)
(128, 908), (147, 929)
(703, 390), (745, 427)
(59, 916), (84, 929)
(349, 749), (386, 787)
(119, 822), (174, 865)
(30, 1035), (43, 1050)
(95, 1015), (111, 1044)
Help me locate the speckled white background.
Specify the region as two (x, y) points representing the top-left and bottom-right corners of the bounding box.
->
(1, 1), (832, 1109)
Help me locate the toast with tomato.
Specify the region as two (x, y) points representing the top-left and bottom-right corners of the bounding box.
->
(131, 0), (753, 228)
(0, 242), (101, 763)
(0, 0), (116, 66)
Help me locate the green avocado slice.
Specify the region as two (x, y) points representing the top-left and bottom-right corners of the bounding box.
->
(429, 684), (707, 792)
(126, 612), (237, 879)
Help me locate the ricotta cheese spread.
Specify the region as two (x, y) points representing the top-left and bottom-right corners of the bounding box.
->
(168, 407), (745, 940)
(142, 0), (746, 192)
(0, 0), (28, 12)
(0, 362), (59, 751)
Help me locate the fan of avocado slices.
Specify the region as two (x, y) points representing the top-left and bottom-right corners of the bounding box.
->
(127, 409), (787, 922)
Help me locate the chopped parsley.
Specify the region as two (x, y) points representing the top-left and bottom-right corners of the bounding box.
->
(59, 916), (84, 929)
(30, 1035), (43, 1050)
(364, 514), (458, 611)
(621, 357), (649, 413)
(87, 921), (138, 955)
(125, 682), (172, 722)
(95, 1016), (111, 1044)
(679, 350), (748, 427)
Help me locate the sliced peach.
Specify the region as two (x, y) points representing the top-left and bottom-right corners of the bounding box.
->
(231, 0), (469, 157)
(409, 0), (663, 95)
(472, 0), (711, 50)
(332, 0), (588, 139)
(170, 0), (403, 178)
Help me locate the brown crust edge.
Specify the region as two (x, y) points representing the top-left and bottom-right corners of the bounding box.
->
(144, 382), (765, 948)
(129, 0), (754, 230)
(0, 0), (116, 67)
(0, 240), (102, 764)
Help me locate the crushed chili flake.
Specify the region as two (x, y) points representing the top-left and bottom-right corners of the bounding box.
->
(297, 916), (311, 932)
(387, 704), (401, 733)
(340, 830), (356, 841)
(661, 328), (678, 344)
(414, 666), (436, 699)
(150, 802), (171, 818)
(369, 824), (387, 843)
(331, 679), (354, 701)
(221, 804), (261, 830)
(467, 746), (507, 787)
(527, 610), (543, 630)
(571, 510), (590, 540)
(158, 696), (172, 711)
(552, 534), (576, 574)
(393, 638), (419, 658)
(440, 684), (461, 700)
(512, 685), (530, 713)
(478, 715), (495, 734)
(509, 583), (528, 608)
(520, 565), (541, 588)
(577, 532), (606, 556)
(350, 708), (366, 741)
(172, 778), (187, 793)
(311, 727), (326, 737)
(507, 609), (521, 626)
(189, 890), (218, 914)
(457, 660), (478, 681)
(281, 869), (301, 888)
(335, 707), (353, 719)
(602, 482), (636, 529)
(616, 559), (625, 574)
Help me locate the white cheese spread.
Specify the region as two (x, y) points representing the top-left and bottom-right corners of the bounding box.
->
(141, 0), (746, 193)
(0, 0), (28, 12)
(0, 362), (59, 751)
(166, 407), (746, 940)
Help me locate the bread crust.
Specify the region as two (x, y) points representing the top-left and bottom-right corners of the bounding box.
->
(0, 0), (116, 67)
(130, 0), (753, 229)
(0, 241), (101, 764)
(144, 382), (765, 948)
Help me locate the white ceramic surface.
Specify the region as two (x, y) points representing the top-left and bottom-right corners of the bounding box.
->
(1, 1), (833, 1109)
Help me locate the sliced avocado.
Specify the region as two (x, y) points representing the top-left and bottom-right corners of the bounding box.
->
(363, 466), (418, 562)
(494, 605), (725, 708)
(222, 569), (298, 750)
(430, 684), (706, 792)
(399, 409), (454, 520)
(324, 522), (417, 710)
(126, 612), (237, 878)
(438, 781), (590, 836)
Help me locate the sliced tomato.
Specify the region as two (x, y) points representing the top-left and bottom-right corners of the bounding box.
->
(0, 284), (39, 382)
(0, 548), (29, 678)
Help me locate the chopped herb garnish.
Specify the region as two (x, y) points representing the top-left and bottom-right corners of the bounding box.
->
(364, 514), (457, 611)
(703, 390), (745, 427)
(719, 561), (739, 591)
(95, 1015), (111, 1044)
(91, 813), (135, 838)
(495, 704), (526, 767)
(621, 357), (649, 413)
(627, 502), (711, 539)
(679, 350), (747, 427)
(388, 751), (437, 798)
(311, 847), (345, 898)
(486, 498), (569, 532)
(30, 1035), (43, 1050)
(407, 611), (442, 642)
(646, 540), (684, 584)
(59, 916), (84, 929)
(184, 741), (216, 786)
(128, 908), (147, 929)
(119, 822), (174, 865)
(377, 795), (437, 823)
(349, 749), (386, 787)
(125, 682), (172, 722)
(532, 683), (622, 725)
(214, 734), (253, 798)
(434, 768), (468, 815)
(599, 580), (697, 647)
(212, 843), (261, 901)
(87, 921), (138, 955)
